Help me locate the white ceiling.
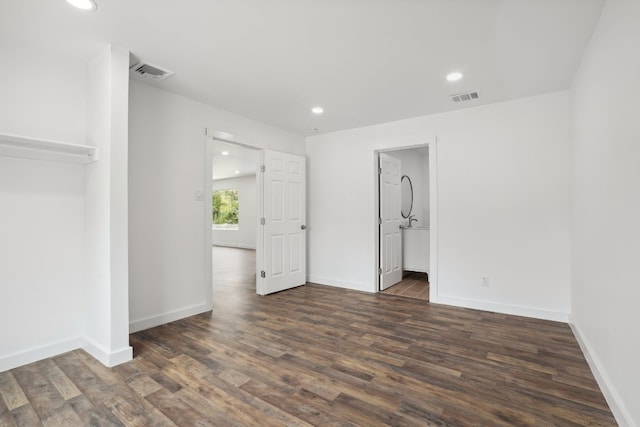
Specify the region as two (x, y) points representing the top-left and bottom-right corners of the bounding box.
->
(2, 0), (604, 135)
(212, 140), (259, 181)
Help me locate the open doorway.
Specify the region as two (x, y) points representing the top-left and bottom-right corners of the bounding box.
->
(207, 138), (260, 297)
(376, 142), (437, 302)
(204, 131), (308, 299)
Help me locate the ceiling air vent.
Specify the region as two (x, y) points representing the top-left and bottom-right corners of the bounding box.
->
(450, 91), (479, 103)
(130, 61), (175, 81)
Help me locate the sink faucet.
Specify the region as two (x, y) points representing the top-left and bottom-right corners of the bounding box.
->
(408, 215), (418, 227)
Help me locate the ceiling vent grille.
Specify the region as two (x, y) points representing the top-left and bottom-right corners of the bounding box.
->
(450, 91), (479, 103)
(130, 61), (175, 81)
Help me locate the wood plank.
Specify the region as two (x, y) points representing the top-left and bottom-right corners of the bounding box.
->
(144, 388), (215, 427)
(41, 403), (83, 427)
(0, 372), (28, 411)
(76, 350), (125, 386)
(2, 247), (617, 427)
(126, 375), (163, 398)
(0, 393), (18, 427)
(66, 394), (121, 427)
(53, 351), (122, 425)
(240, 379), (350, 426)
(9, 403), (42, 427)
(104, 392), (176, 427)
(11, 361), (67, 421)
(40, 360), (82, 401)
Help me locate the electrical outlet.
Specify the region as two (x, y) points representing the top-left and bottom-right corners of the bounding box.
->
(481, 275), (489, 286)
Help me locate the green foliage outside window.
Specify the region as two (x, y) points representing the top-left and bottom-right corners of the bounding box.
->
(212, 189), (239, 229)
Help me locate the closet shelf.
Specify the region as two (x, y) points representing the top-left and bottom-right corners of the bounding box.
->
(0, 132), (97, 164)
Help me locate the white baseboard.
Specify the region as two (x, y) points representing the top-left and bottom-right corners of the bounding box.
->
(129, 302), (213, 334)
(0, 336), (84, 373)
(2, 302), (213, 372)
(429, 294), (570, 322)
(82, 338), (133, 368)
(404, 267), (429, 274)
(307, 275), (376, 293)
(569, 317), (635, 427)
(0, 336), (133, 372)
(212, 243), (256, 250)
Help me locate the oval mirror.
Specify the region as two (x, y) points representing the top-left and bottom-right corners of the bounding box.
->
(401, 175), (413, 218)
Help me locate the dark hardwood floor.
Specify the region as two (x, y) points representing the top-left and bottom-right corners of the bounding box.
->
(0, 247), (616, 426)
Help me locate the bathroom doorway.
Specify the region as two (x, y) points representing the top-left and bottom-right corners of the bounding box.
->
(376, 142), (436, 302)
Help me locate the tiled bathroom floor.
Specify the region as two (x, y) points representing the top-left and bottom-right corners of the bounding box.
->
(382, 271), (429, 301)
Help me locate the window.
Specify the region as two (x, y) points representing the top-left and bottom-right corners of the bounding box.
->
(212, 189), (239, 230)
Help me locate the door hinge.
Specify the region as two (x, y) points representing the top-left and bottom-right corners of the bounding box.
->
(378, 268), (382, 275)
(260, 165), (265, 173)
(260, 270), (266, 278)
(378, 167), (382, 175)
(378, 218), (382, 225)
(260, 217), (265, 225)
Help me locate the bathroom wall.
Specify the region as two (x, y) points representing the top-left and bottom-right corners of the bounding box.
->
(390, 148), (429, 227)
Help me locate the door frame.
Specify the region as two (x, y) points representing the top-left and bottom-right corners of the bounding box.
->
(374, 139), (438, 301)
(204, 129), (263, 298)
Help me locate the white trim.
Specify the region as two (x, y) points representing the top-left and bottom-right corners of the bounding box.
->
(206, 128), (257, 150)
(430, 295), (569, 322)
(0, 132), (97, 164)
(129, 302), (212, 334)
(0, 337), (84, 373)
(206, 130), (263, 297)
(204, 136), (215, 315)
(256, 150), (266, 295)
(0, 336), (133, 372)
(428, 139), (438, 302)
(569, 317), (635, 427)
(373, 152), (382, 292)
(212, 243), (256, 250)
(307, 275), (375, 293)
(403, 267), (429, 274)
(82, 338), (132, 368)
(211, 225), (240, 231)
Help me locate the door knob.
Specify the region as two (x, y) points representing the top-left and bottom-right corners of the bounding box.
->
(301, 225), (307, 230)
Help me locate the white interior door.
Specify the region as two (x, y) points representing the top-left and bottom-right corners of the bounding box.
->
(258, 150), (306, 295)
(379, 153), (402, 290)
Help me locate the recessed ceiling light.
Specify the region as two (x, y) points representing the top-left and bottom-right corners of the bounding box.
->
(311, 106), (324, 115)
(221, 151), (229, 156)
(66, 0), (97, 11)
(308, 128), (319, 133)
(234, 170), (240, 174)
(446, 72), (463, 82)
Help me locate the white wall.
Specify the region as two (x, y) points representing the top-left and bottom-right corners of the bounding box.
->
(0, 158), (86, 372)
(212, 175), (257, 249)
(0, 39), (87, 144)
(0, 42), (134, 372)
(0, 41), (88, 371)
(306, 91), (571, 321)
(84, 45), (132, 367)
(128, 81), (305, 332)
(570, 0), (640, 425)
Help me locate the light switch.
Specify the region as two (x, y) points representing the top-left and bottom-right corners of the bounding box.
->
(194, 189), (203, 201)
